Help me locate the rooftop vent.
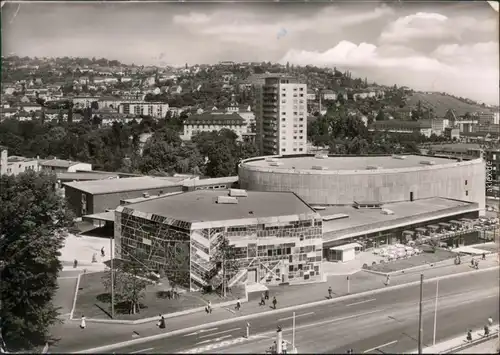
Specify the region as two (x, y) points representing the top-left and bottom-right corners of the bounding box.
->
(314, 154), (329, 159)
(312, 165), (328, 170)
(366, 166), (382, 170)
(381, 208), (395, 215)
(392, 155), (407, 160)
(420, 160), (435, 166)
(269, 162), (283, 166)
(229, 188), (248, 197)
(217, 196), (238, 204)
(266, 158), (278, 162)
(143, 193), (150, 198)
(322, 213), (349, 221)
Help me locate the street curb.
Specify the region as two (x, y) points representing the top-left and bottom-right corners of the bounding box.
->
(72, 265), (500, 354)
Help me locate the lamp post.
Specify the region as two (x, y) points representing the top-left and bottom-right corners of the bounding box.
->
(110, 236), (115, 319)
(292, 312), (296, 349)
(433, 279), (439, 346)
(418, 273), (424, 354)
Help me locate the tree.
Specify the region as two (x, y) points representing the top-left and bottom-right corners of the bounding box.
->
(0, 172), (73, 351)
(375, 109), (385, 121)
(204, 235), (239, 295)
(102, 261), (148, 315)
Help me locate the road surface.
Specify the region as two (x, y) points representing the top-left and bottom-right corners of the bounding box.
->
(84, 269), (499, 354)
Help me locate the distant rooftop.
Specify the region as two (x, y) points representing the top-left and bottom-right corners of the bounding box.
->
(182, 176), (238, 188)
(64, 176), (185, 195)
(57, 172), (119, 181)
(122, 189), (317, 223)
(242, 155), (461, 171)
(39, 158), (86, 168)
(184, 112), (245, 124)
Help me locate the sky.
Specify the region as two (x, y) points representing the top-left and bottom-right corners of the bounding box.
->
(2, 1), (499, 105)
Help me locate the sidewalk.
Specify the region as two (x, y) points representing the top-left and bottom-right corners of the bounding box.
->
(50, 255), (499, 352)
(455, 335), (499, 354)
(412, 325), (499, 354)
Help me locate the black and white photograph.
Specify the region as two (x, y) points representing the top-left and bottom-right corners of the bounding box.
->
(0, 1), (499, 354)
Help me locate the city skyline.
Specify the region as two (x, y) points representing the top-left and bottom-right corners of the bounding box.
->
(1, 1), (498, 104)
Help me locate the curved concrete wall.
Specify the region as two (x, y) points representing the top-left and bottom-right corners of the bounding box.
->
(239, 156), (486, 212)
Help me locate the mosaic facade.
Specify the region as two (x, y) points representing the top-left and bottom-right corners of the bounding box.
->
(190, 218), (324, 290)
(116, 206), (324, 291)
(116, 207), (192, 289)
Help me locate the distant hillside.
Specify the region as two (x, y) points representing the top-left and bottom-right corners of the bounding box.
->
(406, 92), (487, 118)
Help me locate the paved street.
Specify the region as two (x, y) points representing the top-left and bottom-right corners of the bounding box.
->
(49, 259), (498, 353)
(73, 269), (498, 354)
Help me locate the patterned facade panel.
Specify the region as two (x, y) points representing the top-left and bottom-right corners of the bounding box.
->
(194, 217), (323, 287)
(118, 213), (191, 289)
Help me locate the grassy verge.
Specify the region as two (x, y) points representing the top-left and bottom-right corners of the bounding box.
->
(73, 271), (245, 320)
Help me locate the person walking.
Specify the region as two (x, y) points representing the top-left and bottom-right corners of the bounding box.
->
(80, 315), (86, 329)
(265, 290), (269, 300)
(482, 252), (486, 260)
(101, 247), (105, 257)
(207, 301), (212, 314)
(488, 316), (493, 326)
(466, 329), (472, 342)
(474, 259), (479, 269)
(282, 340), (288, 354)
(385, 274), (391, 286)
(260, 292), (266, 306)
(328, 286), (333, 299)
(272, 296), (277, 309)
(73, 259), (78, 268)
(471, 257), (475, 267)
(235, 298), (241, 311)
(157, 314), (166, 329)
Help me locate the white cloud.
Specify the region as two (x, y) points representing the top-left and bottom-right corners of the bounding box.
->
(172, 12), (211, 25)
(175, 6), (394, 40)
(280, 40), (499, 105)
(379, 12), (496, 43)
(280, 40), (447, 72)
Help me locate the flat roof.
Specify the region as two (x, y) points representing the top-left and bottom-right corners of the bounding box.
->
(82, 211), (115, 222)
(242, 155), (459, 171)
(122, 189), (317, 223)
(39, 158), (85, 168)
(57, 172), (119, 181)
(182, 176), (238, 188)
(64, 176), (183, 195)
(322, 197), (477, 238)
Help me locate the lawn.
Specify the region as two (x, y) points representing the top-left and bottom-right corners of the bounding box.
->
(73, 271), (246, 321)
(366, 249), (457, 273)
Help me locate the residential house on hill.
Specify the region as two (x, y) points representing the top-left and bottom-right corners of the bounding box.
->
(182, 112), (248, 141)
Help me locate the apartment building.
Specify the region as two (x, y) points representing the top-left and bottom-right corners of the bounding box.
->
(119, 102), (169, 119)
(260, 76), (307, 155)
(0, 149), (39, 176)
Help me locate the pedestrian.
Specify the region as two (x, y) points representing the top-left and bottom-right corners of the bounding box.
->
(466, 329), (472, 342)
(92, 253), (97, 263)
(484, 324), (490, 336)
(482, 252), (486, 260)
(157, 314), (166, 329)
(271, 341), (277, 354)
(488, 316), (493, 326)
(475, 259), (479, 269)
(471, 257), (475, 267)
(235, 298), (241, 311)
(385, 274), (391, 286)
(282, 340), (287, 354)
(80, 315), (86, 329)
(265, 290), (269, 300)
(272, 296), (277, 309)
(73, 259), (78, 268)
(207, 301), (212, 314)
(328, 286), (333, 299)
(260, 292), (266, 306)
(101, 247), (105, 257)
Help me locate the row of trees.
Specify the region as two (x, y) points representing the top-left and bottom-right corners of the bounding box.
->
(308, 106), (429, 155)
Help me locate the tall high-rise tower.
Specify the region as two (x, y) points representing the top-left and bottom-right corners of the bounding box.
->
(259, 76), (307, 155)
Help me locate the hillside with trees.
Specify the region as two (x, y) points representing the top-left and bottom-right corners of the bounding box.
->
(406, 92), (488, 117)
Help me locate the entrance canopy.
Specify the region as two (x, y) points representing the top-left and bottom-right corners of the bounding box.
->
(329, 242), (363, 251)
